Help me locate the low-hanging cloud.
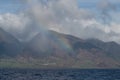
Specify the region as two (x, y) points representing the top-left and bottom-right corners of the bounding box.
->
(0, 0), (120, 43)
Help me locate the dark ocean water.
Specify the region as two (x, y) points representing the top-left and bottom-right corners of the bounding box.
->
(0, 69), (120, 80)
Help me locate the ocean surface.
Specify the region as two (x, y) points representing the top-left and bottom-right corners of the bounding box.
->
(0, 69), (120, 80)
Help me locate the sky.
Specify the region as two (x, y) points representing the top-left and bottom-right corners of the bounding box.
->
(0, 0), (120, 43)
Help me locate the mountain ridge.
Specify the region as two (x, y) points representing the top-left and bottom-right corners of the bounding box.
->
(0, 28), (120, 68)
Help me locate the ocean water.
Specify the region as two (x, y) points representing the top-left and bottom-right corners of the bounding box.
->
(0, 69), (120, 80)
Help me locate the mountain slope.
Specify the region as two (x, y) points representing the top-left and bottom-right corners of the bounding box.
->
(21, 30), (120, 68)
(0, 29), (120, 68)
(87, 39), (120, 61)
(0, 28), (22, 57)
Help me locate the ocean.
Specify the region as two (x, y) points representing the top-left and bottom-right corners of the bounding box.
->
(0, 69), (120, 80)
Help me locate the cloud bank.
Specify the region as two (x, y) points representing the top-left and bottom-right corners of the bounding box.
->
(0, 0), (120, 43)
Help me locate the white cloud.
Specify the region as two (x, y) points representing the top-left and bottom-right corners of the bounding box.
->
(0, 13), (29, 34)
(0, 0), (120, 43)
